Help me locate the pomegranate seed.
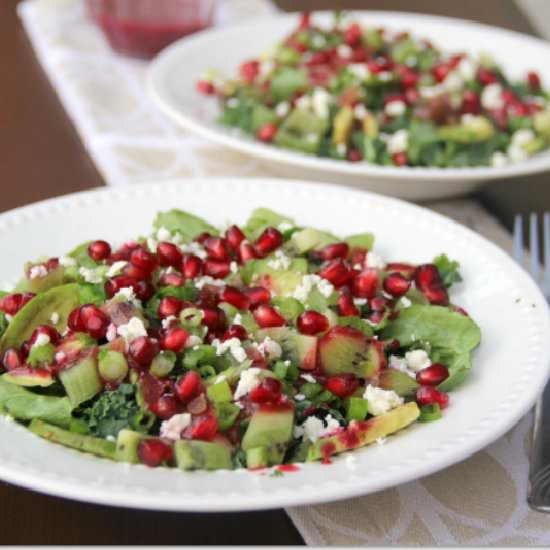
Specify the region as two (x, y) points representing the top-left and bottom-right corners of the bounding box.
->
(316, 242), (350, 261)
(157, 242), (182, 268)
(220, 286), (251, 310)
(175, 370), (202, 402)
(512, 103), (530, 117)
(243, 286), (271, 308)
(352, 268), (379, 298)
(239, 60), (259, 83)
(461, 90), (481, 114)
(0, 292), (35, 315)
(257, 123), (278, 142)
(197, 285), (220, 308)
(416, 385), (449, 408)
(249, 377), (282, 403)
(138, 439), (173, 467)
(68, 305), (109, 340)
(502, 89), (519, 106)
(123, 263), (151, 281)
(135, 280), (154, 302)
(253, 305), (285, 328)
(386, 262), (416, 279)
(160, 327), (189, 353)
(298, 12), (310, 28)
(130, 248), (158, 273)
(129, 336), (159, 368)
(477, 67), (498, 85)
(158, 296), (184, 319)
(392, 152), (408, 166)
(254, 227), (283, 256)
(432, 63), (450, 83)
(414, 264), (441, 291)
(199, 306), (226, 330)
(30, 325), (60, 346)
(490, 107), (508, 130)
(187, 393), (208, 415)
(182, 255), (204, 279)
(238, 241), (258, 263)
(337, 293), (359, 317)
(225, 225), (246, 251)
(191, 415), (218, 441)
(453, 306), (469, 316)
(160, 271), (185, 287)
(349, 248), (367, 266)
(344, 23), (362, 46)
(104, 275), (138, 298)
(348, 149), (363, 162)
(416, 363), (449, 386)
(47, 258), (59, 271)
(194, 233), (211, 245)
(88, 240), (111, 262)
(399, 66), (419, 89)
(527, 70), (541, 89)
(2, 348), (23, 371)
(204, 237), (230, 261)
(152, 394), (180, 420)
(404, 87), (420, 105)
(204, 259), (231, 279)
(325, 374), (359, 398)
(368, 310), (386, 324)
(383, 273), (411, 297)
(369, 296), (389, 311)
(318, 259), (353, 287)
(423, 286), (449, 306)
(223, 324), (248, 341)
(297, 311), (329, 335)
(196, 80), (215, 95)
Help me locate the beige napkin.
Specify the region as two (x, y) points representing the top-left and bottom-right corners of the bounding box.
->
(19, 0), (550, 545)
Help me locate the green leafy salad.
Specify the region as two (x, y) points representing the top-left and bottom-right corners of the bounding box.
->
(197, 11), (550, 168)
(0, 208), (480, 470)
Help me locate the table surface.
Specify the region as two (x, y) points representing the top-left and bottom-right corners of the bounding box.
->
(0, 0), (548, 544)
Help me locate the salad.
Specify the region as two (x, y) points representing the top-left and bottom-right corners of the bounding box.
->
(197, 12), (550, 168)
(0, 208), (480, 471)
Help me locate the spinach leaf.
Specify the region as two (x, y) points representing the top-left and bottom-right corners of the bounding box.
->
(243, 208), (295, 241)
(433, 253), (463, 288)
(145, 283), (198, 321)
(337, 316), (374, 336)
(270, 67), (307, 102)
(153, 209), (218, 241)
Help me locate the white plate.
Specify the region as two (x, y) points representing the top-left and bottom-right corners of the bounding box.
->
(0, 178), (549, 511)
(147, 11), (550, 200)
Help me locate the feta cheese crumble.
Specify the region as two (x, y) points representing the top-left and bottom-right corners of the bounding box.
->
(337, 44), (352, 59)
(363, 384), (404, 416)
(106, 323), (117, 342)
(399, 296), (412, 308)
(193, 276), (226, 289)
(294, 394), (306, 401)
(293, 274), (335, 302)
(233, 367), (263, 400)
(32, 333), (50, 348)
(301, 373), (317, 384)
(275, 101), (290, 118)
(115, 286), (138, 303)
(365, 251), (385, 269)
(29, 265), (48, 280)
(232, 313), (243, 326)
(348, 63), (370, 81)
(160, 413), (191, 440)
(185, 334), (203, 348)
(386, 129), (409, 154)
(384, 99), (406, 117)
(156, 226), (172, 242)
(293, 414), (341, 442)
(50, 312), (60, 325)
(254, 336), (282, 360)
(79, 266), (103, 284)
(404, 349), (431, 372)
(59, 256), (77, 267)
(491, 151), (509, 168)
(481, 83), (503, 110)
(311, 87), (332, 119)
(267, 249), (292, 271)
(388, 355), (416, 379)
(161, 315), (177, 330)
(107, 261), (128, 277)
(117, 317), (148, 346)
(213, 337), (248, 363)
(179, 241), (207, 260)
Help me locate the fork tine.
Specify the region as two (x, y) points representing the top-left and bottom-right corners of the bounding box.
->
(544, 213), (550, 293)
(530, 213), (541, 283)
(513, 214), (524, 266)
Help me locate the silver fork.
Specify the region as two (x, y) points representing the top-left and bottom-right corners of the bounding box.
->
(513, 212), (550, 512)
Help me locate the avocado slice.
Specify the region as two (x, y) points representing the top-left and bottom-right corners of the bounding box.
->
(256, 327), (317, 371)
(0, 283), (81, 356)
(241, 258), (308, 297)
(15, 265), (66, 294)
(332, 106), (354, 145)
(59, 355), (103, 407)
(174, 440), (233, 471)
(287, 227), (338, 254)
(29, 418), (116, 460)
(274, 109), (327, 154)
(2, 367), (54, 388)
(241, 403), (295, 466)
(306, 402), (420, 461)
(115, 429), (143, 464)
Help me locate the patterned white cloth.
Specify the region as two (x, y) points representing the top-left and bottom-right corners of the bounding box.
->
(18, 0), (550, 545)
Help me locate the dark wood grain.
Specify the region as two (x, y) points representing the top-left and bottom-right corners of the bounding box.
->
(0, 0), (547, 545)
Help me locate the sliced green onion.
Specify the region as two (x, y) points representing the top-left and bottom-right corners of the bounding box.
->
(418, 403), (442, 422)
(198, 365), (216, 378)
(207, 380), (233, 403)
(180, 307), (204, 328)
(130, 410), (156, 433)
(301, 382), (322, 400)
(346, 397), (369, 422)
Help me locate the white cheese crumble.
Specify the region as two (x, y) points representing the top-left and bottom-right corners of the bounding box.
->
(106, 323), (117, 342)
(384, 99), (406, 117)
(115, 286), (137, 303)
(107, 261), (128, 277)
(292, 274), (335, 303)
(337, 44), (352, 59)
(294, 394), (306, 401)
(212, 337), (248, 363)
(507, 144), (529, 164)
(378, 71), (393, 82)
(348, 63), (370, 81)
(311, 34), (326, 49)
(59, 256), (77, 267)
(185, 334), (203, 348)
(259, 60), (275, 78)
(376, 437), (387, 446)
(295, 95), (311, 111)
(230, 261), (239, 274)
(50, 312), (60, 325)
(232, 313), (243, 326)
(55, 351), (66, 363)
(161, 315), (177, 330)
(79, 266), (103, 284)
(160, 413), (191, 440)
(117, 317), (148, 346)
(481, 83), (503, 110)
(363, 384), (404, 416)
(275, 101), (290, 118)
(388, 355), (416, 379)
(336, 143), (347, 157)
(5, 314), (12, 323)
(365, 251), (385, 269)
(33, 333), (50, 348)
(353, 103), (368, 120)
(458, 57), (477, 81)
(179, 241), (207, 260)
(29, 265), (48, 280)
(267, 249), (292, 271)
(399, 296), (412, 308)
(386, 129), (409, 154)
(156, 226), (172, 242)
(146, 238), (158, 253)
(420, 84), (444, 99)
(301, 373), (317, 383)
(253, 336), (282, 360)
(293, 414), (341, 442)
(405, 349), (431, 372)
(233, 367), (264, 400)
(353, 297), (367, 306)
(491, 151), (509, 168)
(443, 70), (464, 93)
(277, 222), (293, 232)
(311, 87), (332, 119)
(512, 128), (535, 147)
(193, 276), (226, 289)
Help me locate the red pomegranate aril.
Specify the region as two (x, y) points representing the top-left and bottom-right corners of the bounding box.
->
(30, 325), (61, 346)
(182, 255), (204, 279)
(135, 280), (155, 302)
(298, 11), (311, 28)
(152, 394), (180, 420)
(432, 63), (450, 83)
(138, 439), (173, 467)
(69, 305), (109, 340)
(461, 90), (481, 115)
(220, 286), (251, 311)
(204, 237), (230, 261)
(352, 268), (379, 298)
(253, 305), (285, 328)
(297, 311), (329, 335)
(513, 103), (530, 117)
(383, 273), (411, 297)
(502, 89), (519, 106)
(196, 80), (215, 95)
(404, 87), (420, 105)
(325, 373), (359, 398)
(386, 262), (416, 279)
(399, 67), (419, 89)
(527, 70), (541, 89)
(349, 248), (367, 266)
(160, 271), (185, 287)
(225, 225), (246, 251)
(344, 23), (362, 46)
(249, 377), (282, 403)
(416, 385), (449, 408)
(238, 241), (258, 263)
(223, 324), (248, 341)
(158, 296), (184, 319)
(123, 264), (150, 281)
(414, 264), (441, 291)
(243, 286), (271, 308)
(204, 259), (231, 279)
(317, 242), (350, 261)
(194, 232), (211, 245)
(160, 327), (189, 353)
(337, 293), (359, 317)
(392, 152), (408, 166)
(200, 307), (226, 330)
(318, 259), (353, 287)
(104, 275), (138, 298)
(130, 248), (158, 274)
(0, 292), (35, 316)
(257, 122), (278, 142)
(368, 310), (386, 324)
(2, 348), (23, 371)
(369, 295), (388, 312)
(191, 415), (218, 441)
(157, 242), (183, 268)
(348, 149), (363, 162)
(129, 336), (159, 368)
(88, 240), (111, 262)
(187, 393), (208, 416)
(239, 60), (259, 83)
(254, 227), (283, 256)
(477, 67), (498, 85)
(175, 370), (202, 402)
(416, 363), (449, 386)
(423, 286), (449, 306)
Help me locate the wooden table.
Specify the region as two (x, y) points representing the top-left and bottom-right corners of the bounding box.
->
(0, 0), (547, 544)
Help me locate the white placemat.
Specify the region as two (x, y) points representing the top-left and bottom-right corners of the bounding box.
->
(18, 0), (550, 545)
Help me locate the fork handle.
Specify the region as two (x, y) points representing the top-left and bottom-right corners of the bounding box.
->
(528, 379), (550, 511)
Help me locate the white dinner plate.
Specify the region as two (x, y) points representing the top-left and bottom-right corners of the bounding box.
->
(147, 11), (550, 201)
(0, 178), (549, 511)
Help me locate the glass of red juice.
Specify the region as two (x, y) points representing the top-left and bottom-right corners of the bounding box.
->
(86, 0), (218, 59)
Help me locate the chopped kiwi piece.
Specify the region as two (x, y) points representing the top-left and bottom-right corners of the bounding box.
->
(332, 106), (354, 145)
(345, 233), (375, 250)
(257, 327), (318, 371)
(207, 380), (233, 403)
(288, 227), (338, 254)
(251, 104), (278, 133)
(274, 109), (327, 154)
(115, 429), (143, 463)
(16, 264), (65, 294)
(346, 396), (369, 422)
(174, 440), (233, 471)
(241, 258), (308, 297)
(2, 367), (55, 387)
(59, 355), (103, 407)
(378, 369), (419, 397)
(214, 402), (241, 431)
(27, 343), (55, 368)
(246, 446), (269, 468)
